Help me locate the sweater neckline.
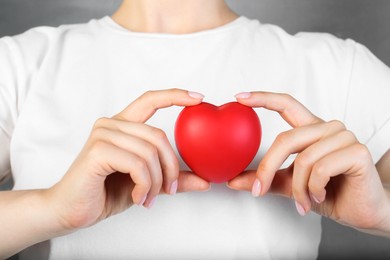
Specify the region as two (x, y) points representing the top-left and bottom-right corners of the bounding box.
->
(98, 15), (250, 39)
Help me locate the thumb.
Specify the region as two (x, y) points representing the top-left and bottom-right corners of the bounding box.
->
(114, 88), (204, 123)
(227, 168), (293, 199)
(226, 170), (257, 192)
(177, 171), (210, 193)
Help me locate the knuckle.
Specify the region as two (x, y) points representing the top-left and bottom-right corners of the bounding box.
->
(140, 91), (156, 105)
(327, 120), (346, 131)
(169, 87), (181, 93)
(134, 159), (149, 175)
(140, 90), (158, 111)
(89, 127), (108, 142)
(161, 152), (179, 175)
(274, 131), (291, 147)
(151, 127), (168, 143)
(257, 162), (270, 175)
(353, 143), (371, 160)
(134, 161), (152, 188)
(135, 159), (149, 175)
(166, 156), (179, 173)
(280, 93), (295, 103)
(340, 129), (357, 141)
(88, 140), (108, 159)
(92, 126), (106, 136)
(151, 127), (169, 147)
(312, 161), (326, 177)
(144, 144), (159, 162)
(280, 93), (297, 109)
(93, 117), (110, 129)
(143, 90), (155, 98)
(294, 153), (313, 170)
(311, 162), (330, 187)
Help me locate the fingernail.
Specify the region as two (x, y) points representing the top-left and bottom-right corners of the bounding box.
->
(188, 91), (205, 99)
(251, 179), (262, 197)
(146, 197), (157, 209)
(235, 92), (251, 99)
(310, 193), (321, 204)
(295, 201), (306, 216)
(204, 183), (211, 191)
(198, 182), (211, 192)
(169, 180), (178, 195)
(137, 195), (147, 206)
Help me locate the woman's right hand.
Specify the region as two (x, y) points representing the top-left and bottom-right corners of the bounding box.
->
(47, 89), (209, 231)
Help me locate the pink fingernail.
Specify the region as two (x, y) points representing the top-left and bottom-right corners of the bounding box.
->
(169, 180), (178, 195)
(251, 179), (262, 197)
(235, 92), (251, 99)
(138, 195), (147, 206)
(146, 197), (157, 209)
(295, 201), (306, 216)
(311, 193), (321, 204)
(188, 91), (205, 99)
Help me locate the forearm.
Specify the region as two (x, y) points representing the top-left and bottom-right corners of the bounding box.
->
(0, 189), (69, 259)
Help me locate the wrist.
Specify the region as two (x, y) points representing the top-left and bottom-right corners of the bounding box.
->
(0, 189), (74, 259)
(17, 189), (74, 243)
(36, 189), (75, 238)
(357, 185), (390, 238)
(383, 186), (390, 236)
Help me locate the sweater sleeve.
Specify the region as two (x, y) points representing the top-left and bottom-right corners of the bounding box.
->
(0, 27), (53, 185)
(344, 40), (390, 163)
(0, 37), (19, 184)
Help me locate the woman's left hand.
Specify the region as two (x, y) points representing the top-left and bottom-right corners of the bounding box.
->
(227, 91), (390, 235)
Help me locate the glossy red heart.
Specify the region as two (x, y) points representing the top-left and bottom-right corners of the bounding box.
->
(174, 102), (261, 183)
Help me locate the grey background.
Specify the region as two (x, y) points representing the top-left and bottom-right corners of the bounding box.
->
(1, 0), (389, 259)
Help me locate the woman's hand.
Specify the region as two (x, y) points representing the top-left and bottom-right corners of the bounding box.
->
(47, 89), (210, 231)
(228, 91), (390, 235)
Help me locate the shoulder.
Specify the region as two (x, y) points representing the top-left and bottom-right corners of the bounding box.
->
(241, 16), (357, 64)
(2, 17), (104, 42)
(0, 17), (105, 68)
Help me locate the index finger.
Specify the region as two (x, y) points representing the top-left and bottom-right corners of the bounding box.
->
(114, 89), (204, 123)
(235, 91), (323, 127)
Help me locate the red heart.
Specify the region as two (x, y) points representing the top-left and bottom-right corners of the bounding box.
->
(174, 102), (262, 183)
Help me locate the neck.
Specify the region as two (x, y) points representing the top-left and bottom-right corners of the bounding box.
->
(111, 0), (239, 34)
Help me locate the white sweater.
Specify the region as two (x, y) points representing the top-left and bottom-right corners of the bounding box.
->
(1, 16), (389, 259)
